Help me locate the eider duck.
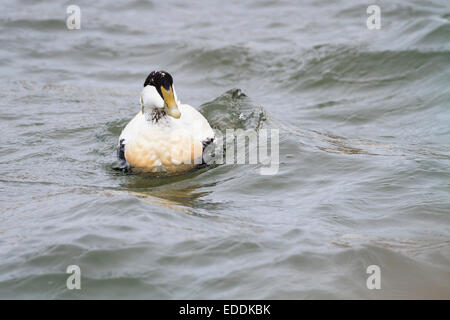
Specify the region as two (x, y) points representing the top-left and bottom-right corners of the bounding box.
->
(118, 71), (214, 174)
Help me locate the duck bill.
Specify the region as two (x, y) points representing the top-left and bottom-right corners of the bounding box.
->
(161, 85), (181, 119)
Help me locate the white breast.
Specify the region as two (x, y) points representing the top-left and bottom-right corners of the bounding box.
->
(119, 104), (214, 173)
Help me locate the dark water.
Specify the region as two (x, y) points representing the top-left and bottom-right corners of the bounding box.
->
(0, 0), (449, 299)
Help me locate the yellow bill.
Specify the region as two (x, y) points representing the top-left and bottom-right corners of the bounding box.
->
(161, 86), (181, 119)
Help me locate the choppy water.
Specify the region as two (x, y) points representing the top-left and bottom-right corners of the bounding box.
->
(1, 0), (449, 299)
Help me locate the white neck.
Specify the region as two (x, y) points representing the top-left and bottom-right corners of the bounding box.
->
(140, 85), (164, 112)
(140, 85), (180, 114)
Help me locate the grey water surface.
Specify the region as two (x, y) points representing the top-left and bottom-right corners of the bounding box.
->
(0, 0), (449, 299)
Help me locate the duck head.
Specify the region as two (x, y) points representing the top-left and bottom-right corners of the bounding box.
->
(140, 70), (181, 119)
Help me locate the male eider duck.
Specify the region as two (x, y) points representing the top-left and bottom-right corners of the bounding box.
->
(118, 71), (214, 174)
